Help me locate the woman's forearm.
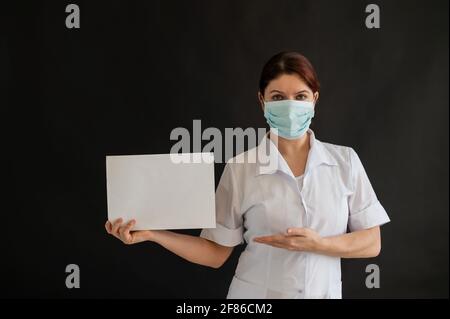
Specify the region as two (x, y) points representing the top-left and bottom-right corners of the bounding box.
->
(317, 226), (381, 258)
(149, 230), (233, 268)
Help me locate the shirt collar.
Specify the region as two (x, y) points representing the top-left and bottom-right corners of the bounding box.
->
(255, 128), (338, 177)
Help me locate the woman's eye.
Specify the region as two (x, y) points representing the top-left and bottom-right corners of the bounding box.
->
(272, 95), (284, 100)
(296, 95), (307, 100)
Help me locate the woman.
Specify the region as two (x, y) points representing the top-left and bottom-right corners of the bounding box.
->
(105, 51), (391, 299)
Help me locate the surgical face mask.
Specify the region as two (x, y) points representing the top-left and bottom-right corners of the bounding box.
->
(263, 99), (315, 140)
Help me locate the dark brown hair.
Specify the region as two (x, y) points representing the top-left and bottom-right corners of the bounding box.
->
(258, 51), (320, 95)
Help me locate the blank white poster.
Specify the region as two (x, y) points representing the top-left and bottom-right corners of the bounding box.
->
(106, 153), (216, 230)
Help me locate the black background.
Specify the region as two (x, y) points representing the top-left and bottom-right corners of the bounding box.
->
(2, 0), (448, 298)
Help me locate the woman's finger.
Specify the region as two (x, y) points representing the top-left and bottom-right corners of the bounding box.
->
(254, 234), (285, 243)
(123, 220), (136, 233)
(118, 226), (126, 242)
(105, 221), (112, 233)
(286, 227), (307, 236)
(119, 221), (134, 244)
(258, 241), (287, 249)
(111, 218), (123, 235)
(254, 234), (294, 249)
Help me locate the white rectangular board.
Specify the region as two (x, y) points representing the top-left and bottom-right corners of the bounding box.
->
(106, 152), (216, 230)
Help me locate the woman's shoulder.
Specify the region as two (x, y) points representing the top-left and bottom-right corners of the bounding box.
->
(319, 139), (353, 153)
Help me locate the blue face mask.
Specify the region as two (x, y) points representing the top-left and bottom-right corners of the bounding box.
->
(263, 99), (315, 140)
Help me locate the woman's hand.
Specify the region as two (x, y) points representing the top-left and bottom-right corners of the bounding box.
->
(253, 227), (324, 252)
(105, 218), (155, 245)
(105, 218), (234, 268)
(253, 226), (382, 258)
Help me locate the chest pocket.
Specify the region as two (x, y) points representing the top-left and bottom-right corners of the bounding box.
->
(301, 165), (351, 236)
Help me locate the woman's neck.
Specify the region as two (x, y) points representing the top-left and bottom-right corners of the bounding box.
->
(270, 131), (310, 157)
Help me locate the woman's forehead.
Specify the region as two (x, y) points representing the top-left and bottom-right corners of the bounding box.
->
(265, 73), (310, 93)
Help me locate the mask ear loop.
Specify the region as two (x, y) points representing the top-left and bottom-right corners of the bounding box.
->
(261, 97), (268, 111)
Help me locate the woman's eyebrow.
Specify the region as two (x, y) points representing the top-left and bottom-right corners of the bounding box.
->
(269, 89), (309, 94)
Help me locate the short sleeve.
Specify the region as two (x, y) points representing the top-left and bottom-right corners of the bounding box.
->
(199, 162), (244, 247)
(347, 147), (391, 232)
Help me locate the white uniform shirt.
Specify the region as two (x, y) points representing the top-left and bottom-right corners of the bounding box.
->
(200, 129), (391, 299)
